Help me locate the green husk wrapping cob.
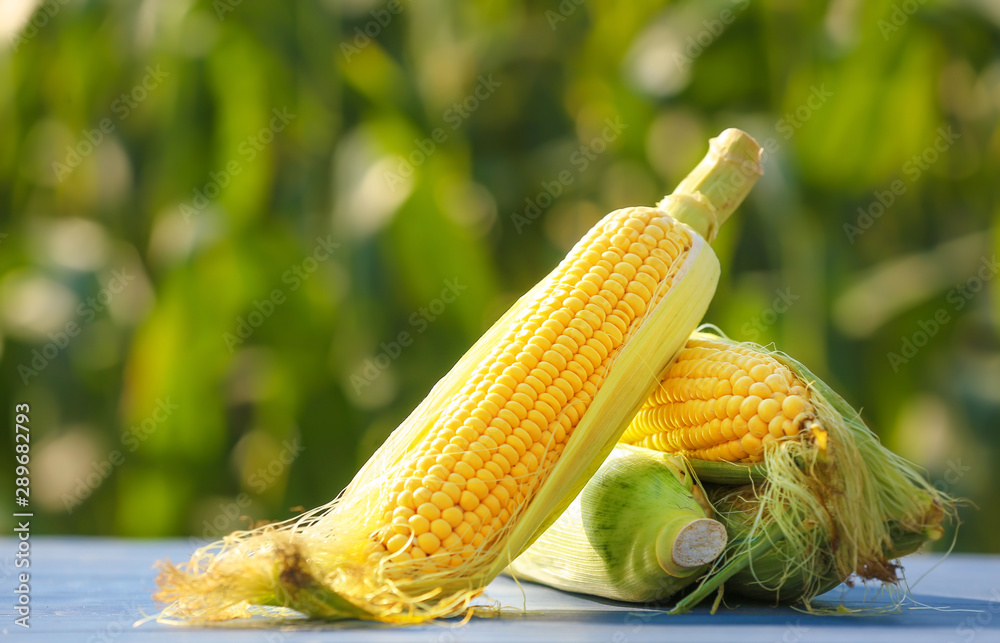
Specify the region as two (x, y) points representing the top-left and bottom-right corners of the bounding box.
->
(676, 482), (944, 609)
(506, 445), (727, 602)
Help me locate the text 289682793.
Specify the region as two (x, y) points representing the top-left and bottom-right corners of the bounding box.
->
(13, 403), (32, 629)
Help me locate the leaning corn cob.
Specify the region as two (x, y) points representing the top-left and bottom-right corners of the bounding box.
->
(506, 444), (727, 603)
(623, 330), (956, 610)
(153, 130), (764, 624)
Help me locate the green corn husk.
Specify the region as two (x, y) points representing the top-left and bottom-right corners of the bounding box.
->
(685, 484), (946, 607)
(667, 330), (957, 613)
(506, 445), (728, 603)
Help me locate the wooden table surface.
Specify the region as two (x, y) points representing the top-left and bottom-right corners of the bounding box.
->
(1, 537), (998, 642)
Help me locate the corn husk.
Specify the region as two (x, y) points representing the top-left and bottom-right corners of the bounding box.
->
(506, 444), (727, 602)
(689, 483), (944, 606)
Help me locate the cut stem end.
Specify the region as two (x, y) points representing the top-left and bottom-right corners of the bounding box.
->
(657, 517), (728, 577)
(659, 128), (764, 242)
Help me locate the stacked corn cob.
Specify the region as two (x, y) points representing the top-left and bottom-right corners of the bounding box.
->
(153, 129), (764, 623)
(620, 331), (954, 609)
(511, 332), (955, 611)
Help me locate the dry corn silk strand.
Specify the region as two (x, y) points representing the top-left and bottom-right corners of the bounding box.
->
(152, 130), (765, 624)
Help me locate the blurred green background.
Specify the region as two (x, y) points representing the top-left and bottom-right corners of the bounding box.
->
(1, 0), (997, 553)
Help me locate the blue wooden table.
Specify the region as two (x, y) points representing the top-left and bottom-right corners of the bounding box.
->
(1, 538), (998, 642)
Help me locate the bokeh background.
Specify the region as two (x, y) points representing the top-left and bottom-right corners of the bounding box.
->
(1, 0), (997, 553)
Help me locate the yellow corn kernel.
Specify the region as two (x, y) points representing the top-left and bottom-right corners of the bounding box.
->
(370, 212), (702, 564)
(621, 334), (818, 462)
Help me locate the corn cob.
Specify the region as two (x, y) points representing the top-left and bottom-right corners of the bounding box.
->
(626, 330), (956, 611)
(153, 130), (764, 624)
(506, 445), (726, 603)
(621, 335), (816, 463)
